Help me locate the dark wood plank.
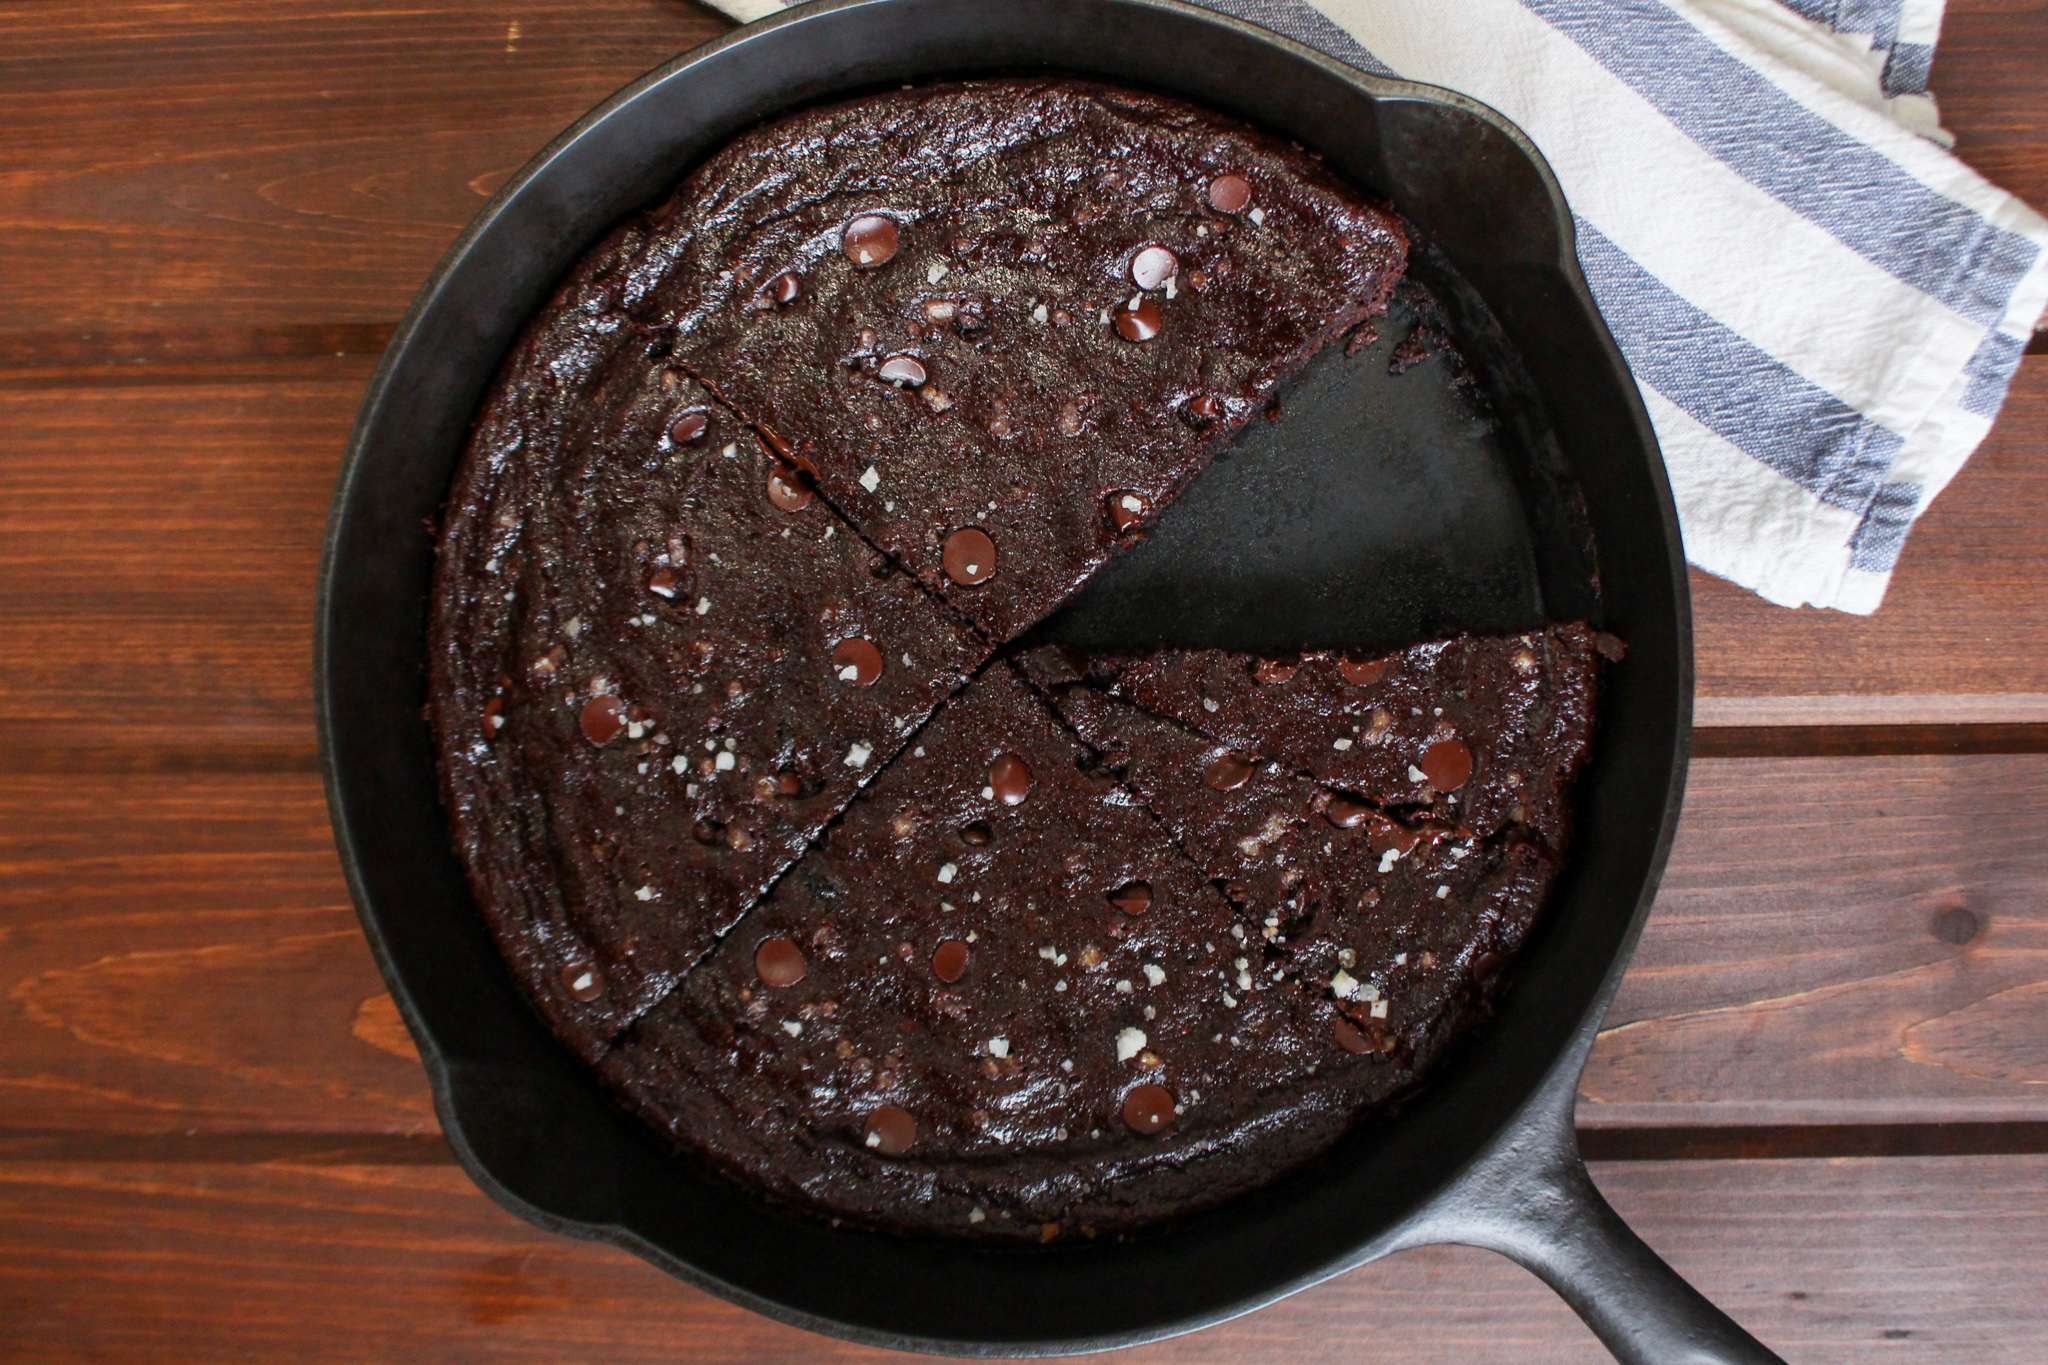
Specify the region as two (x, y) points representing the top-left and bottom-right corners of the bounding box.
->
(1692, 358), (2048, 703)
(0, 1154), (2040, 1362)
(1934, 0), (2048, 215)
(0, 773), (435, 1134)
(5, 758), (2045, 1142)
(0, 0), (727, 354)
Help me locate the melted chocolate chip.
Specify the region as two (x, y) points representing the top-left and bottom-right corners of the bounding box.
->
(942, 528), (997, 585)
(959, 821), (994, 846)
(766, 463), (814, 511)
(560, 961), (606, 1002)
(932, 939), (971, 983)
(843, 214), (899, 268)
(1420, 738), (1475, 792)
(1324, 795), (1372, 829)
(1208, 173), (1252, 212)
(1187, 393), (1219, 421)
(1114, 296), (1163, 343)
(877, 354), (927, 388)
(831, 637), (884, 687)
(775, 772), (806, 797)
(1106, 490), (1150, 532)
(767, 271), (801, 305)
(579, 695), (625, 746)
(1366, 816), (1423, 856)
(864, 1105), (917, 1155)
(1130, 244), (1178, 290)
(755, 936), (808, 988)
(1472, 951), (1504, 982)
(1204, 752), (1255, 791)
(669, 411), (711, 445)
(1334, 1016), (1374, 1055)
(1339, 657), (1388, 686)
(647, 566), (678, 597)
(988, 752), (1033, 805)
(1252, 658), (1297, 685)
(1109, 881), (1154, 916)
(1122, 1084), (1177, 1135)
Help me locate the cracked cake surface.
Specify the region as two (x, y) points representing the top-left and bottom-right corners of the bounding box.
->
(428, 75), (1597, 1241)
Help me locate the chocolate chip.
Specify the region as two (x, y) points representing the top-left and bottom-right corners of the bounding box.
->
(1130, 244), (1178, 290)
(864, 1105), (916, 1155)
(1109, 881), (1153, 915)
(831, 637), (884, 687)
(988, 752), (1033, 805)
(959, 821), (994, 846)
(1114, 296), (1162, 342)
(1366, 816), (1422, 856)
(767, 271), (801, 305)
(579, 695), (625, 746)
(1334, 1016), (1374, 1054)
(1420, 738), (1474, 792)
(1106, 490), (1150, 532)
(1208, 173), (1252, 212)
(1472, 951), (1504, 982)
(669, 411), (711, 444)
(933, 939), (971, 982)
(1339, 657), (1388, 686)
(1122, 1083), (1177, 1135)
(1187, 393), (1219, 421)
(766, 463), (814, 511)
(647, 566), (678, 597)
(1325, 795), (1372, 829)
(776, 772), (806, 797)
(942, 527), (997, 585)
(877, 354), (927, 388)
(560, 961), (606, 1002)
(1204, 753), (1255, 791)
(482, 695), (504, 736)
(843, 214), (899, 268)
(1252, 658), (1297, 685)
(755, 936), (808, 987)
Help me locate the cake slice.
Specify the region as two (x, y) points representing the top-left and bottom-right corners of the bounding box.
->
(430, 355), (990, 1056)
(629, 79), (1407, 640)
(1030, 667), (1561, 1066)
(1029, 625), (1604, 851)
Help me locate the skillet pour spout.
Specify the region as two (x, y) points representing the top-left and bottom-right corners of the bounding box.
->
(317, 0), (1783, 1359)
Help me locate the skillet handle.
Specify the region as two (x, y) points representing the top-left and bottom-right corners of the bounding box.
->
(1473, 1152), (1786, 1365)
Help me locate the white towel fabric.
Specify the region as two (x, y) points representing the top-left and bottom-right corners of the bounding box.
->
(701, 0), (2048, 613)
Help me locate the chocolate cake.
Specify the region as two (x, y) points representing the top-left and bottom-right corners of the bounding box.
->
(603, 667), (1402, 1239)
(1029, 626), (1607, 852)
(429, 75), (1601, 1242)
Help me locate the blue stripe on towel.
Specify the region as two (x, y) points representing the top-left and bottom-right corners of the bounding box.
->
(1961, 330), (2029, 419)
(1575, 219), (1902, 513)
(1186, 0), (1394, 75)
(1882, 41), (1934, 96)
(1526, 0), (2038, 328)
(1849, 480), (1922, 572)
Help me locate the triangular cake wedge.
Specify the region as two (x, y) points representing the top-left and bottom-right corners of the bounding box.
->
(1030, 625), (1605, 850)
(621, 79), (1407, 639)
(430, 355), (990, 1056)
(1030, 668), (1561, 1066)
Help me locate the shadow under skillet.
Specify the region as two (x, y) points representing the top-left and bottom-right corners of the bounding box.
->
(1037, 257), (1595, 657)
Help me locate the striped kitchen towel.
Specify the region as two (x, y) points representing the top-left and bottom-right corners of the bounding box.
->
(708, 0), (2048, 613)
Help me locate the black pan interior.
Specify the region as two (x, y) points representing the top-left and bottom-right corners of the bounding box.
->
(317, 0), (1690, 1353)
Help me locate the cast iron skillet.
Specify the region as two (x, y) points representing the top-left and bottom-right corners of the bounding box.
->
(316, 2), (1785, 1360)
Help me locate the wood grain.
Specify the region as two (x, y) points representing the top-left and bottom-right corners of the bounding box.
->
(5, 759), (2045, 1143)
(0, 0), (725, 353)
(1934, 0), (2048, 214)
(0, 1154), (2041, 1363)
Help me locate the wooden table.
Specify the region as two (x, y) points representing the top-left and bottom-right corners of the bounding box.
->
(2, 3), (2043, 1359)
